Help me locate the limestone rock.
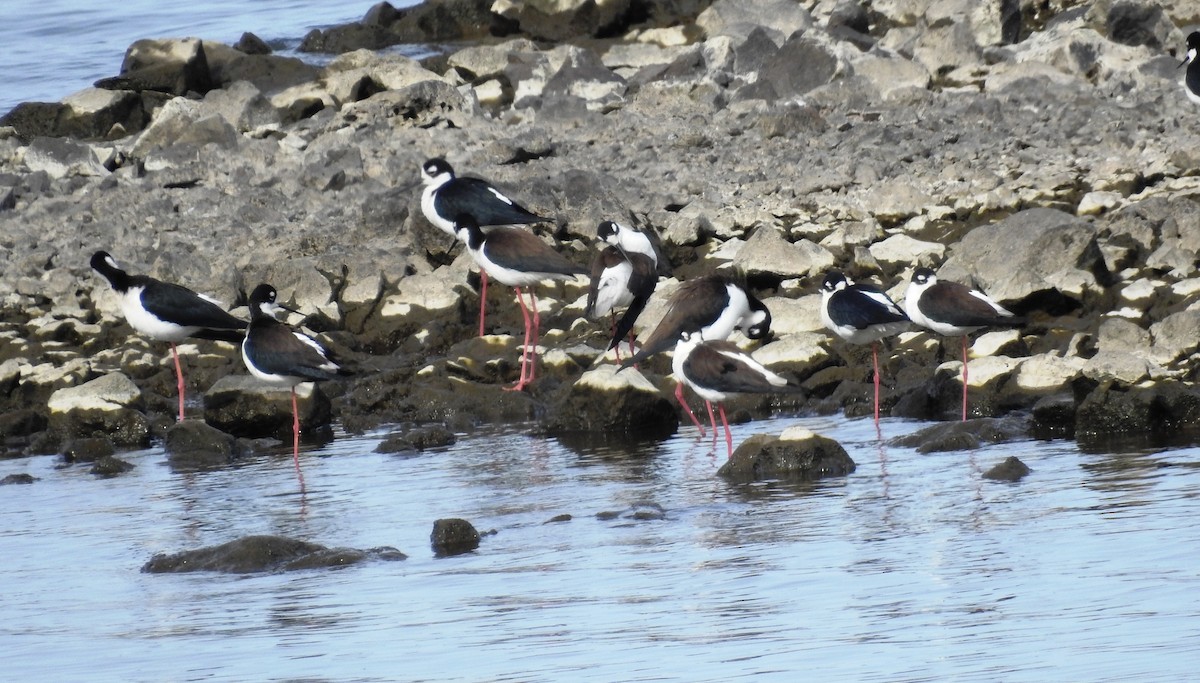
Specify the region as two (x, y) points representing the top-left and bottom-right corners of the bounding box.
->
(891, 416), (1031, 453)
(717, 427), (855, 483)
(729, 226), (835, 279)
(22, 137), (108, 179)
(97, 38), (213, 96)
(697, 0), (813, 43)
(48, 372), (142, 413)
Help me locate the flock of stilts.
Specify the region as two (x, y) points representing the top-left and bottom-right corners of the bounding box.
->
(89, 156), (1024, 465)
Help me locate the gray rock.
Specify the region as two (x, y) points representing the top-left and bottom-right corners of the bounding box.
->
(757, 34), (847, 100)
(91, 454), (135, 477)
(23, 137), (107, 179)
(0, 473), (38, 485)
(234, 32), (272, 55)
(1076, 380), (1200, 437)
(1149, 310), (1200, 366)
(47, 372), (142, 413)
(143, 534), (405, 573)
(202, 80), (280, 131)
(499, 0), (632, 42)
(939, 208), (1107, 308)
(717, 427), (856, 483)
(375, 426), (457, 453)
(696, 0), (813, 43)
(431, 518), (480, 557)
(729, 226), (835, 279)
(62, 436), (115, 462)
(1104, 0), (1180, 50)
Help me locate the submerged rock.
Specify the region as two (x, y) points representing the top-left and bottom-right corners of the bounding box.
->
(0, 473), (38, 485)
(142, 534), (406, 573)
(374, 425), (457, 453)
(203, 375), (332, 440)
(431, 518), (480, 557)
(983, 456), (1032, 482)
(717, 427), (856, 483)
(890, 416), (1032, 454)
(164, 421), (237, 470)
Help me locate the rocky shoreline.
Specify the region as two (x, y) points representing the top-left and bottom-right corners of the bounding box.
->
(2, 0), (1200, 475)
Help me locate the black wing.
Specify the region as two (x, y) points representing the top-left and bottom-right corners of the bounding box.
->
(606, 253), (658, 351)
(436, 177), (546, 227)
(139, 278), (246, 331)
(244, 320), (342, 382)
(620, 277), (728, 367)
(829, 286), (907, 331)
(920, 281), (1021, 328)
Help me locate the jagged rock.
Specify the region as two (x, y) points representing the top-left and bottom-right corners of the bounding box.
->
(234, 32), (272, 55)
(201, 80), (280, 131)
(1149, 310), (1200, 366)
(1081, 350), (1153, 384)
(335, 79), (471, 128)
(164, 421), (237, 470)
(143, 535), (406, 573)
(717, 427), (855, 483)
(1096, 318), (1151, 354)
(1010, 353), (1086, 395)
(983, 456), (1031, 481)
(756, 33), (848, 100)
(868, 233), (945, 269)
(431, 518), (480, 557)
(322, 50), (446, 105)
(130, 98), (240, 159)
(22, 137), (108, 179)
(851, 51), (931, 99)
(542, 46), (627, 110)
(939, 208), (1106, 308)
(203, 375), (333, 440)
(891, 416), (1031, 453)
(1102, 0), (1180, 50)
(204, 42), (323, 94)
(728, 226), (835, 279)
(542, 365), (678, 437)
(97, 38), (213, 96)
(449, 38), (541, 81)
(697, 0), (813, 43)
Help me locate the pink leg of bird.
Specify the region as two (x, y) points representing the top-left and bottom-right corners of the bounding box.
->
(505, 286), (533, 392)
(674, 382), (706, 435)
(872, 341), (881, 426)
(171, 343), (186, 422)
(705, 400), (718, 444)
(478, 270), (489, 337)
(529, 289), (540, 383)
(717, 404), (733, 458)
(961, 336), (969, 422)
(290, 387), (300, 467)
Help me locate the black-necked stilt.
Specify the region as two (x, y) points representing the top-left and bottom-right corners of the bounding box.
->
(819, 270), (910, 425)
(420, 158), (549, 337)
(586, 221), (659, 359)
(1180, 31), (1200, 105)
(621, 274), (772, 434)
(241, 284), (350, 465)
(673, 331), (800, 458)
(455, 215), (587, 392)
(904, 267), (1022, 421)
(90, 250), (246, 422)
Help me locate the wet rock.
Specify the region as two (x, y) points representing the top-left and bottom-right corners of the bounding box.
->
(1031, 393), (1078, 439)
(164, 421), (237, 470)
(890, 416), (1031, 454)
(47, 373), (150, 447)
(96, 38), (214, 96)
(0, 409), (48, 439)
(718, 427), (856, 483)
(0, 473), (38, 485)
(983, 456), (1031, 482)
(542, 365), (678, 437)
(91, 454), (135, 477)
(431, 518), (480, 557)
(142, 534), (405, 573)
(203, 375), (332, 440)
(62, 437), (115, 463)
(544, 513), (572, 523)
(1075, 380), (1200, 437)
(234, 32), (272, 55)
(375, 426), (457, 453)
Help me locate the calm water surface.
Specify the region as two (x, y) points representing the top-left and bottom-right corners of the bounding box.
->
(2, 413), (1198, 681)
(1, 0), (416, 115)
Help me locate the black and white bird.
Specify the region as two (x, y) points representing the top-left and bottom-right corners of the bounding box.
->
(90, 250), (246, 422)
(621, 274), (772, 434)
(1180, 31), (1200, 105)
(586, 220), (659, 359)
(420, 158), (549, 337)
(904, 267), (1021, 421)
(242, 283), (349, 465)
(672, 331), (800, 458)
(455, 215), (587, 392)
(819, 270), (910, 425)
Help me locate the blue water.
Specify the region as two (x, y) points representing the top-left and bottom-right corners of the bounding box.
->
(2, 413), (1199, 681)
(1, 0), (418, 116)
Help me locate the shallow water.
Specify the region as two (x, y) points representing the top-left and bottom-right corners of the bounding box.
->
(2, 413), (1198, 681)
(2, 0), (414, 115)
